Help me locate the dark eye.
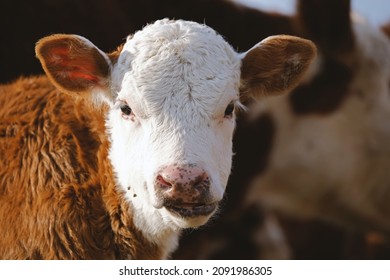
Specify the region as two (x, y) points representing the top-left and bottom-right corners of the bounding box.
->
(224, 102), (235, 118)
(120, 104), (133, 118)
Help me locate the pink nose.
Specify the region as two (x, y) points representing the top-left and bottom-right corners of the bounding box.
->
(156, 164), (210, 200)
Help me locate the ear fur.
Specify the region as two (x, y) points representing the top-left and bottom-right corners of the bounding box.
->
(240, 35), (317, 100)
(35, 34), (112, 97)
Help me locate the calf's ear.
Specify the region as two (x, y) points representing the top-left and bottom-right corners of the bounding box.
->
(240, 35), (316, 100)
(36, 34), (113, 102)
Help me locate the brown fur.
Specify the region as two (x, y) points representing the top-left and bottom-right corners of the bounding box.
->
(240, 36), (316, 99)
(294, 0), (354, 55)
(382, 22), (390, 39)
(289, 57), (354, 115)
(0, 76), (161, 259)
(289, 0), (355, 115)
(36, 35), (111, 93)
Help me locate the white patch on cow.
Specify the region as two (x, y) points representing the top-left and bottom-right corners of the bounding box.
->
(107, 19), (241, 245)
(245, 20), (390, 232)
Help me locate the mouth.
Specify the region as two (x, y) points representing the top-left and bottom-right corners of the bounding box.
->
(165, 202), (218, 218)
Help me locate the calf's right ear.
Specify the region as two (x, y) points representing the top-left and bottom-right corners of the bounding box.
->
(240, 35), (316, 100)
(36, 34), (113, 103)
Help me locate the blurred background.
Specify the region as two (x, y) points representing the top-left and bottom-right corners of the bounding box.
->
(2, 0), (388, 84)
(238, 0), (390, 26)
(2, 0), (390, 260)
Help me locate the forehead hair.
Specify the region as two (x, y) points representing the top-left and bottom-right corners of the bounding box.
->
(113, 19), (241, 117)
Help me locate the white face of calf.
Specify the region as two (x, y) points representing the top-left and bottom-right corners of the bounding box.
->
(109, 20), (240, 230)
(36, 19), (316, 235)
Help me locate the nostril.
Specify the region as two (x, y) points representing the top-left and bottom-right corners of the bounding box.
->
(156, 174), (173, 188)
(192, 172), (209, 187)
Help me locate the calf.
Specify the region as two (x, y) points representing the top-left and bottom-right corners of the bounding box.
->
(0, 19), (315, 259)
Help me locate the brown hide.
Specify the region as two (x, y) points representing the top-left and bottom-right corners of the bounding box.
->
(289, 0), (355, 115)
(382, 22), (390, 38)
(0, 76), (161, 259)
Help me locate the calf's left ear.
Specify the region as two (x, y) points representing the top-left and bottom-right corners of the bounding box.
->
(240, 35), (316, 100)
(36, 34), (113, 103)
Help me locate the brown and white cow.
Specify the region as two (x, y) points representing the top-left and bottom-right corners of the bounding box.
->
(0, 19), (315, 259)
(246, 0), (390, 234)
(174, 0), (390, 260)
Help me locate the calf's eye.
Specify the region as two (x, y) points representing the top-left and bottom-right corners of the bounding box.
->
(120, 104), (133, 118)
(224, 102), (235, 118)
